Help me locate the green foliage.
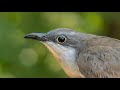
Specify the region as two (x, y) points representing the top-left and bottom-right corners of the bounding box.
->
(0, 12), (117, 78)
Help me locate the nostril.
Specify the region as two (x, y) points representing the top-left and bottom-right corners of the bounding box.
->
(33, 36), (38, 39)
(35, 36), (38, 38)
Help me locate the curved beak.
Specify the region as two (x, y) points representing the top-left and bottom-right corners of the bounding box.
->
(24, 33), (48, 42)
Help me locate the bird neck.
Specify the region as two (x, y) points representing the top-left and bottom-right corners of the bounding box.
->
(43, 41), (85, 78)
(48, 44), (85, 78)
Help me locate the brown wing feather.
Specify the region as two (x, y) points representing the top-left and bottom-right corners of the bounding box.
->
(77, 36), (120, 78)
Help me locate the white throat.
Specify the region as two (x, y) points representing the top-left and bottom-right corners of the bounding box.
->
(43, 41), (85, 78)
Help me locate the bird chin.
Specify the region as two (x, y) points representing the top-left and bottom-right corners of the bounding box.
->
(42, 41), (85, 78)
(42, 41), (62, 62)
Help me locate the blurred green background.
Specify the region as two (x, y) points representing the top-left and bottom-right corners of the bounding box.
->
(0, 12), (120, 78)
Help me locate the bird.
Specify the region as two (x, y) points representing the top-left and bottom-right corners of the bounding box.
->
(24, 28), (120, 78)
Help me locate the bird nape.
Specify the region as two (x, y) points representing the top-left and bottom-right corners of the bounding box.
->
(24, 28), (120, 78)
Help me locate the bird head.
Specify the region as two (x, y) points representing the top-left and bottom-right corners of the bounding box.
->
(24, 28), (94, 78)
(24, 28), (82, 60)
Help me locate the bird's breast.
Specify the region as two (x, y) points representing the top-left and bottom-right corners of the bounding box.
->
(61, 64), (85, 78)
(43, 41), (85, 78)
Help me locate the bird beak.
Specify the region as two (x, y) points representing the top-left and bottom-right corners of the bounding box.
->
(24, 33), (48, 42)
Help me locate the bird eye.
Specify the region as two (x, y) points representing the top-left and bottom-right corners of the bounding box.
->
(56, 35), (67, 44)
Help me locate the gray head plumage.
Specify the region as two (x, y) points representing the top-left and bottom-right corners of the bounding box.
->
(24, 28), (95, 50)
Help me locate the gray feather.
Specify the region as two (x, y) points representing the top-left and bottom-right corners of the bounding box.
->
(25, 28), (120, 78)
(77, 36), (120, 78)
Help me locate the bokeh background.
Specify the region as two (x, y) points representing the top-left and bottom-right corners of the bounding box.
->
(0, 12), (120, 78)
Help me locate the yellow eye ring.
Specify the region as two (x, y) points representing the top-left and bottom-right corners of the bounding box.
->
(56, 35), (67, 44)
